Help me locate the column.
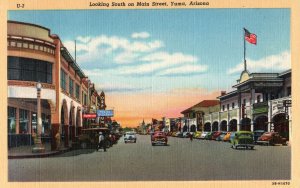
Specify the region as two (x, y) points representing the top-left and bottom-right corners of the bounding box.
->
(16, 107), (20, 134)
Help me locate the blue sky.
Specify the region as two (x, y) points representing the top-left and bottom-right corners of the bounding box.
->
(8, 9), (290, 94)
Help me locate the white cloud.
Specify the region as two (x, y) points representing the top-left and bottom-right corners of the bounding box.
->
(117, 52), (200, 75)
(94, 83), (149, 93)
(63, 35), (163, 64)
(227, 51), (291, 75)
(158, 64), (208, 76)
(131, 32), (150, 39)
(76, 36), (91, 43)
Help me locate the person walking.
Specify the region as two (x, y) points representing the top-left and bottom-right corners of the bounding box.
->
(98, 132), (107, 152)
(189, 133), (193, 142)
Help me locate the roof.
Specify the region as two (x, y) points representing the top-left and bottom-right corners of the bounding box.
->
(181, 100), (220, 114)
(61, 46), (86, 78)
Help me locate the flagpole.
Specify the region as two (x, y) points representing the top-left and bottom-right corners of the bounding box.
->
(243, 28), (247, 71)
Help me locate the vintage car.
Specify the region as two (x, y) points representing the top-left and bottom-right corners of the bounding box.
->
(215, 132), (227, 141)
(204, 132), (214, 140)
(200, 132), (209, 139)
(222, 132), (231, 142)
(256, 132), (287, 146)
(171, 132), (177, 137)
(253, 130), (266, 144)
(151, 131), (168, 146)
(231, 131), (254, 149)
(78, 127), (111, 149)
(175, 132), (183, 138)
(183, 132), (191, 138)
(193, 131), (202, 139)
(124, 132), (137, 143)
(211, 131), (222, 140)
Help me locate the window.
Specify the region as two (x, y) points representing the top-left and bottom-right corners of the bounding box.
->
(84, 93), (87, 105)
(227, 104), (229, 110)
(8, 107), (16, 134)
(287, 87), (291, 96)
(243, 99), (246, 105)
(69, 79), (74, 97)
(19, 109), (29, 134)
(60, 69), (67, 91)
(75, 84), (80, 100)
(222, 105), (225, 111)
(232, 102), (235, 109)
(8, 56), (52, 84)
(257, 95), (261, 103)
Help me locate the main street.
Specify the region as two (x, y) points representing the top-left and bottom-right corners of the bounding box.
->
(9, 135), (290, 181)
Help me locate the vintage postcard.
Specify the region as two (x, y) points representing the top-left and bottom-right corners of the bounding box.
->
(1, 0), (299, 188)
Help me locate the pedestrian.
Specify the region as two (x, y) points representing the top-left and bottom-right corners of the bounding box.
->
(97, 132), (107, 152)
(189, 133), (193, 141)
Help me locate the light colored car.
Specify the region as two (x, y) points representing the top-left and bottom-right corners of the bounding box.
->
(193, 131), (202, 139)
(183, 132), (191, 138)
(200, 132), (209, 139)
(124, 132), (137, 143)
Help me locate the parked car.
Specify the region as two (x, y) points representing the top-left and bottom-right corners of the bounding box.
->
(172, 132), (177, 137)
(231, 131), (254, 149)
(200, 132), (209, 139)
(253, 130), (266, 144)
(216, 132), (227, 141)
(212, 131), (222, 140)
(193, 131), (202, 139)
(124, 132), (137, 143)
(182, 132), (191, 138)
(229, 132), (236, 143)
(151, 131), (168, 146)
(176, 132), (183, 138)
(223, 132), (231, 142)
(78, 127), (111, 149)
(256, 132), (287, 146)
(204, 132), (214, 140)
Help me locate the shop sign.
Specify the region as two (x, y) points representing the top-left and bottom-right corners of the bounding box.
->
(97, 110), (114, 117)
(272, 100), (285, 116)
(83, 114), (97, 119)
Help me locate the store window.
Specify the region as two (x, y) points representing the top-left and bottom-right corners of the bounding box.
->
(19, 109), (29, 134)
(75, 84), (80, 100)
(8, 56), (52, 84)
(8, 107), (16, 134)
(69, 79), (74, 97)
(61, 69), (67, 91)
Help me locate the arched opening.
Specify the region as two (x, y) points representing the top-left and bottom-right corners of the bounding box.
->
(212, 121), (219, 131)
(229, 119), (237, 132)
(240, 118), (251, 131)
(76, 107), (82, 136)
(182, 125), (188, 132)
(254, 116), (268, 131)
(220, 120), (227, 131)
(273, 113), (289, 140)
(190, 124), (196, 132)
(61, 99), (69, 147)
(69, 102), (75, 142)
(204, 122), (211, 132)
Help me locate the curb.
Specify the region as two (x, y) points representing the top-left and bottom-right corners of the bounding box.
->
(8, 147), (72, 159)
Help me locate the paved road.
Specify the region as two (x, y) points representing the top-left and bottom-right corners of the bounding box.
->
(8, 135), (290, 181)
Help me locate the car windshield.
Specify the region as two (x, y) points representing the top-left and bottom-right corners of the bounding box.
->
(263, 132), (272, 136)
(126, 132), (135, 135)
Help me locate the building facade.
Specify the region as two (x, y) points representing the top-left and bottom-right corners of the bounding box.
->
(7, 21), (101, 150)
(203, 69), (291, 141)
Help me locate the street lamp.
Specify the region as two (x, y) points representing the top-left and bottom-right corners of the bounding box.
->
(32, 82), (45, 153)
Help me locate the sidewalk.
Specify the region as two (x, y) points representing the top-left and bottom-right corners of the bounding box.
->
(8, 143), (71, 159)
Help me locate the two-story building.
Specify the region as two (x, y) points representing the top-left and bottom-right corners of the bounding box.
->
(7, 21), (101, 150)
